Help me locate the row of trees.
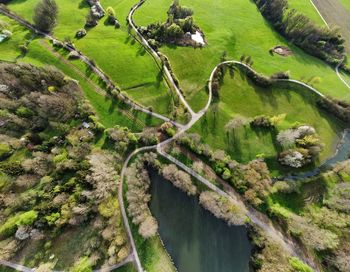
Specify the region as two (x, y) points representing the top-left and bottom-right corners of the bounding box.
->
(162, 164), (197, 195)
(176, 133), (273, 208)
(199, 191), (247, 226)
(255, 0), (345, 65)
(126, 154), (159, 239)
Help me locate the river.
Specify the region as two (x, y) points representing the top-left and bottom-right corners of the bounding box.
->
(149, 170), (252, 272)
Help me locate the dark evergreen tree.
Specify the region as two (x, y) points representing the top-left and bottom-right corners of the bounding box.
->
(33, 0), (58, 33)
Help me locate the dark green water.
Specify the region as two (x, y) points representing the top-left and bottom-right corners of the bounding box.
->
(149, 171), (252, 272)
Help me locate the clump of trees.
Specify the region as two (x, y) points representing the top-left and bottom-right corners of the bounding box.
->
(33, 0), (58, 33)
(277, 125), (323, 168)
(106, 125), (138, 153)
(85, 0), (105, 27)
(139, 0), (202, 47)
(254, 0), (345, 65)
(199, 191), (247, 225)
(162, 164), (197, 195)
(0, 63), (128, 269)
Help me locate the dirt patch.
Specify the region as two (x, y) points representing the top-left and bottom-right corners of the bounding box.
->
(271, 45), (293, 57)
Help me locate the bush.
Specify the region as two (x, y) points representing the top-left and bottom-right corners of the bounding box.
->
(16, 106), (34, 118)
(98, 197), (119, 218)
(250, 115), (273, 128)
(19, 44), (28, 54)
(75, 29), (87, 38)
(69, 257), (92, 272)
(0, 161), (24, 175)
(0, 211), (38, 238)
(0, 143), (11, 160)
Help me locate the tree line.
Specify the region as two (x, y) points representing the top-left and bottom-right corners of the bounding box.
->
(254, 0), (346, 66)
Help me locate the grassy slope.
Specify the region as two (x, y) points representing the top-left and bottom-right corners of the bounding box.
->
(190, 71), (344, 175)
(0, 15), (162, 130)
(7, 0), (174, 116)
(134, 0), (350, 111)
(339, 0), (350, 11)
(288, 0), (325, 24)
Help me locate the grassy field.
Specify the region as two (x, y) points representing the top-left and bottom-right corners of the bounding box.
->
(339, 0), (350, 11)
(0, 15), (163, 130)
(7, 0), (175, 116)
(190, 70), (345, 175)
(134, 0), (350, 111)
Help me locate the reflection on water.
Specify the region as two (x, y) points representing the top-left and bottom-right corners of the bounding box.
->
(149, 170), (251, 272)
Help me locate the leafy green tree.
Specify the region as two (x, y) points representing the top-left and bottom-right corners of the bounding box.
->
(166, 23), (184, 39)
(33, 0), (58, 33)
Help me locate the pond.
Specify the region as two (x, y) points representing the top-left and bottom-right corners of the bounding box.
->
(149, 170), (252, 272)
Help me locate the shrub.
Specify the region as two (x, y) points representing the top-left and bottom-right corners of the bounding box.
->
(0, 143), (11, 160)
(106, 7), (115, 17)
(250, 115), (273, 128)
(75, 29), (87, 38)
(0, 161), (24, 175)
(98, 197), (119, 218)
(69, 257), (92, 272)
(16, 106), (34, 118)
(0, 211), (38, 238)
(19, 44), (28, 54)
(0, 171), (12, 190)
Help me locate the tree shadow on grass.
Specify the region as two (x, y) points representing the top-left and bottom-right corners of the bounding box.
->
(136, 45), (146, 56)
(225, 132), (243, 162)
(78, 0), (89, 9)
(124, 35), (131, 44)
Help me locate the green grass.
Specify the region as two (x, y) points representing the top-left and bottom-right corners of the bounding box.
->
(288, 0), (325, 25)
(190, 70), (345, 175)
(339, 0), (350, 12)
(0, 15), (32, 62)
(134, 0), (350, 110)
(7, 0), (175, 117)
